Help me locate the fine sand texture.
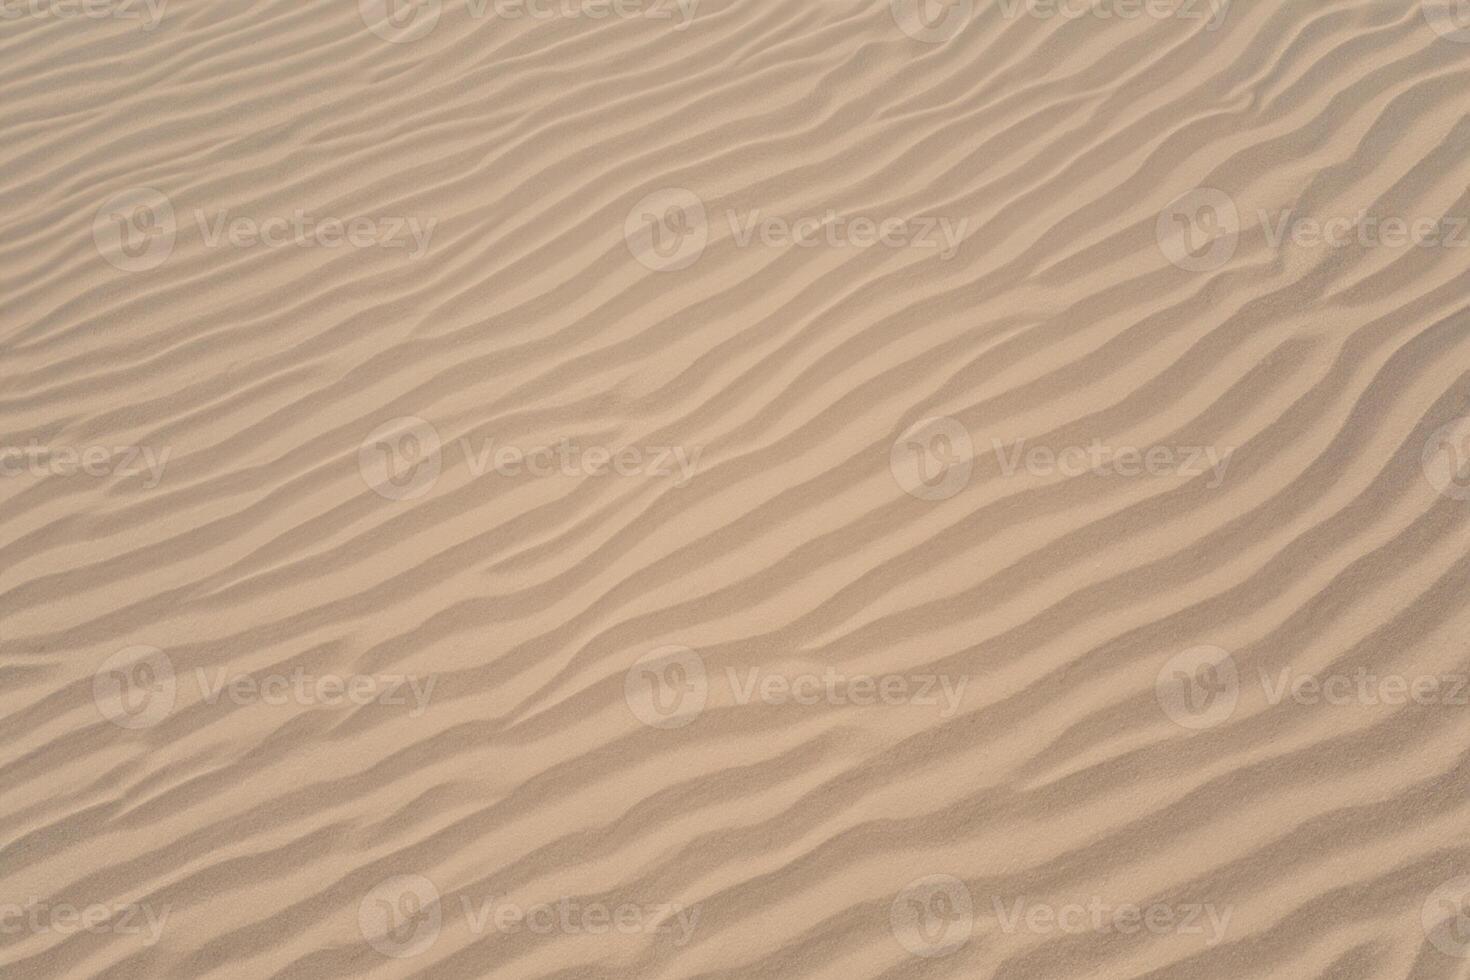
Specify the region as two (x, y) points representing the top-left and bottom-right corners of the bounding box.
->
(5, 0), (1470, 977)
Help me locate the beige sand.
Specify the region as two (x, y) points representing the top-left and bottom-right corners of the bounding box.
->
(5, 0), (1470, 976)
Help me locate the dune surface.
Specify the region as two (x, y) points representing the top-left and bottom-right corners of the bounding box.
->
(4, 0), (1470, 976)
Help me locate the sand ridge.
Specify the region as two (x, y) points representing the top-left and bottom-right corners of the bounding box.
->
(3, 0), (1470, 976)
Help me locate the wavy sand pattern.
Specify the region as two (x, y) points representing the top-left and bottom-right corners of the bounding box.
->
(5, 0), (1470, 976)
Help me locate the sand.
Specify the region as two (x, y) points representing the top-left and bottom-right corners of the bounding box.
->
(4, 0), (1470, 976)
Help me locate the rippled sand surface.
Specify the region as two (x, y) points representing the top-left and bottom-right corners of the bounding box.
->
(6, 0), (1470, 977)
